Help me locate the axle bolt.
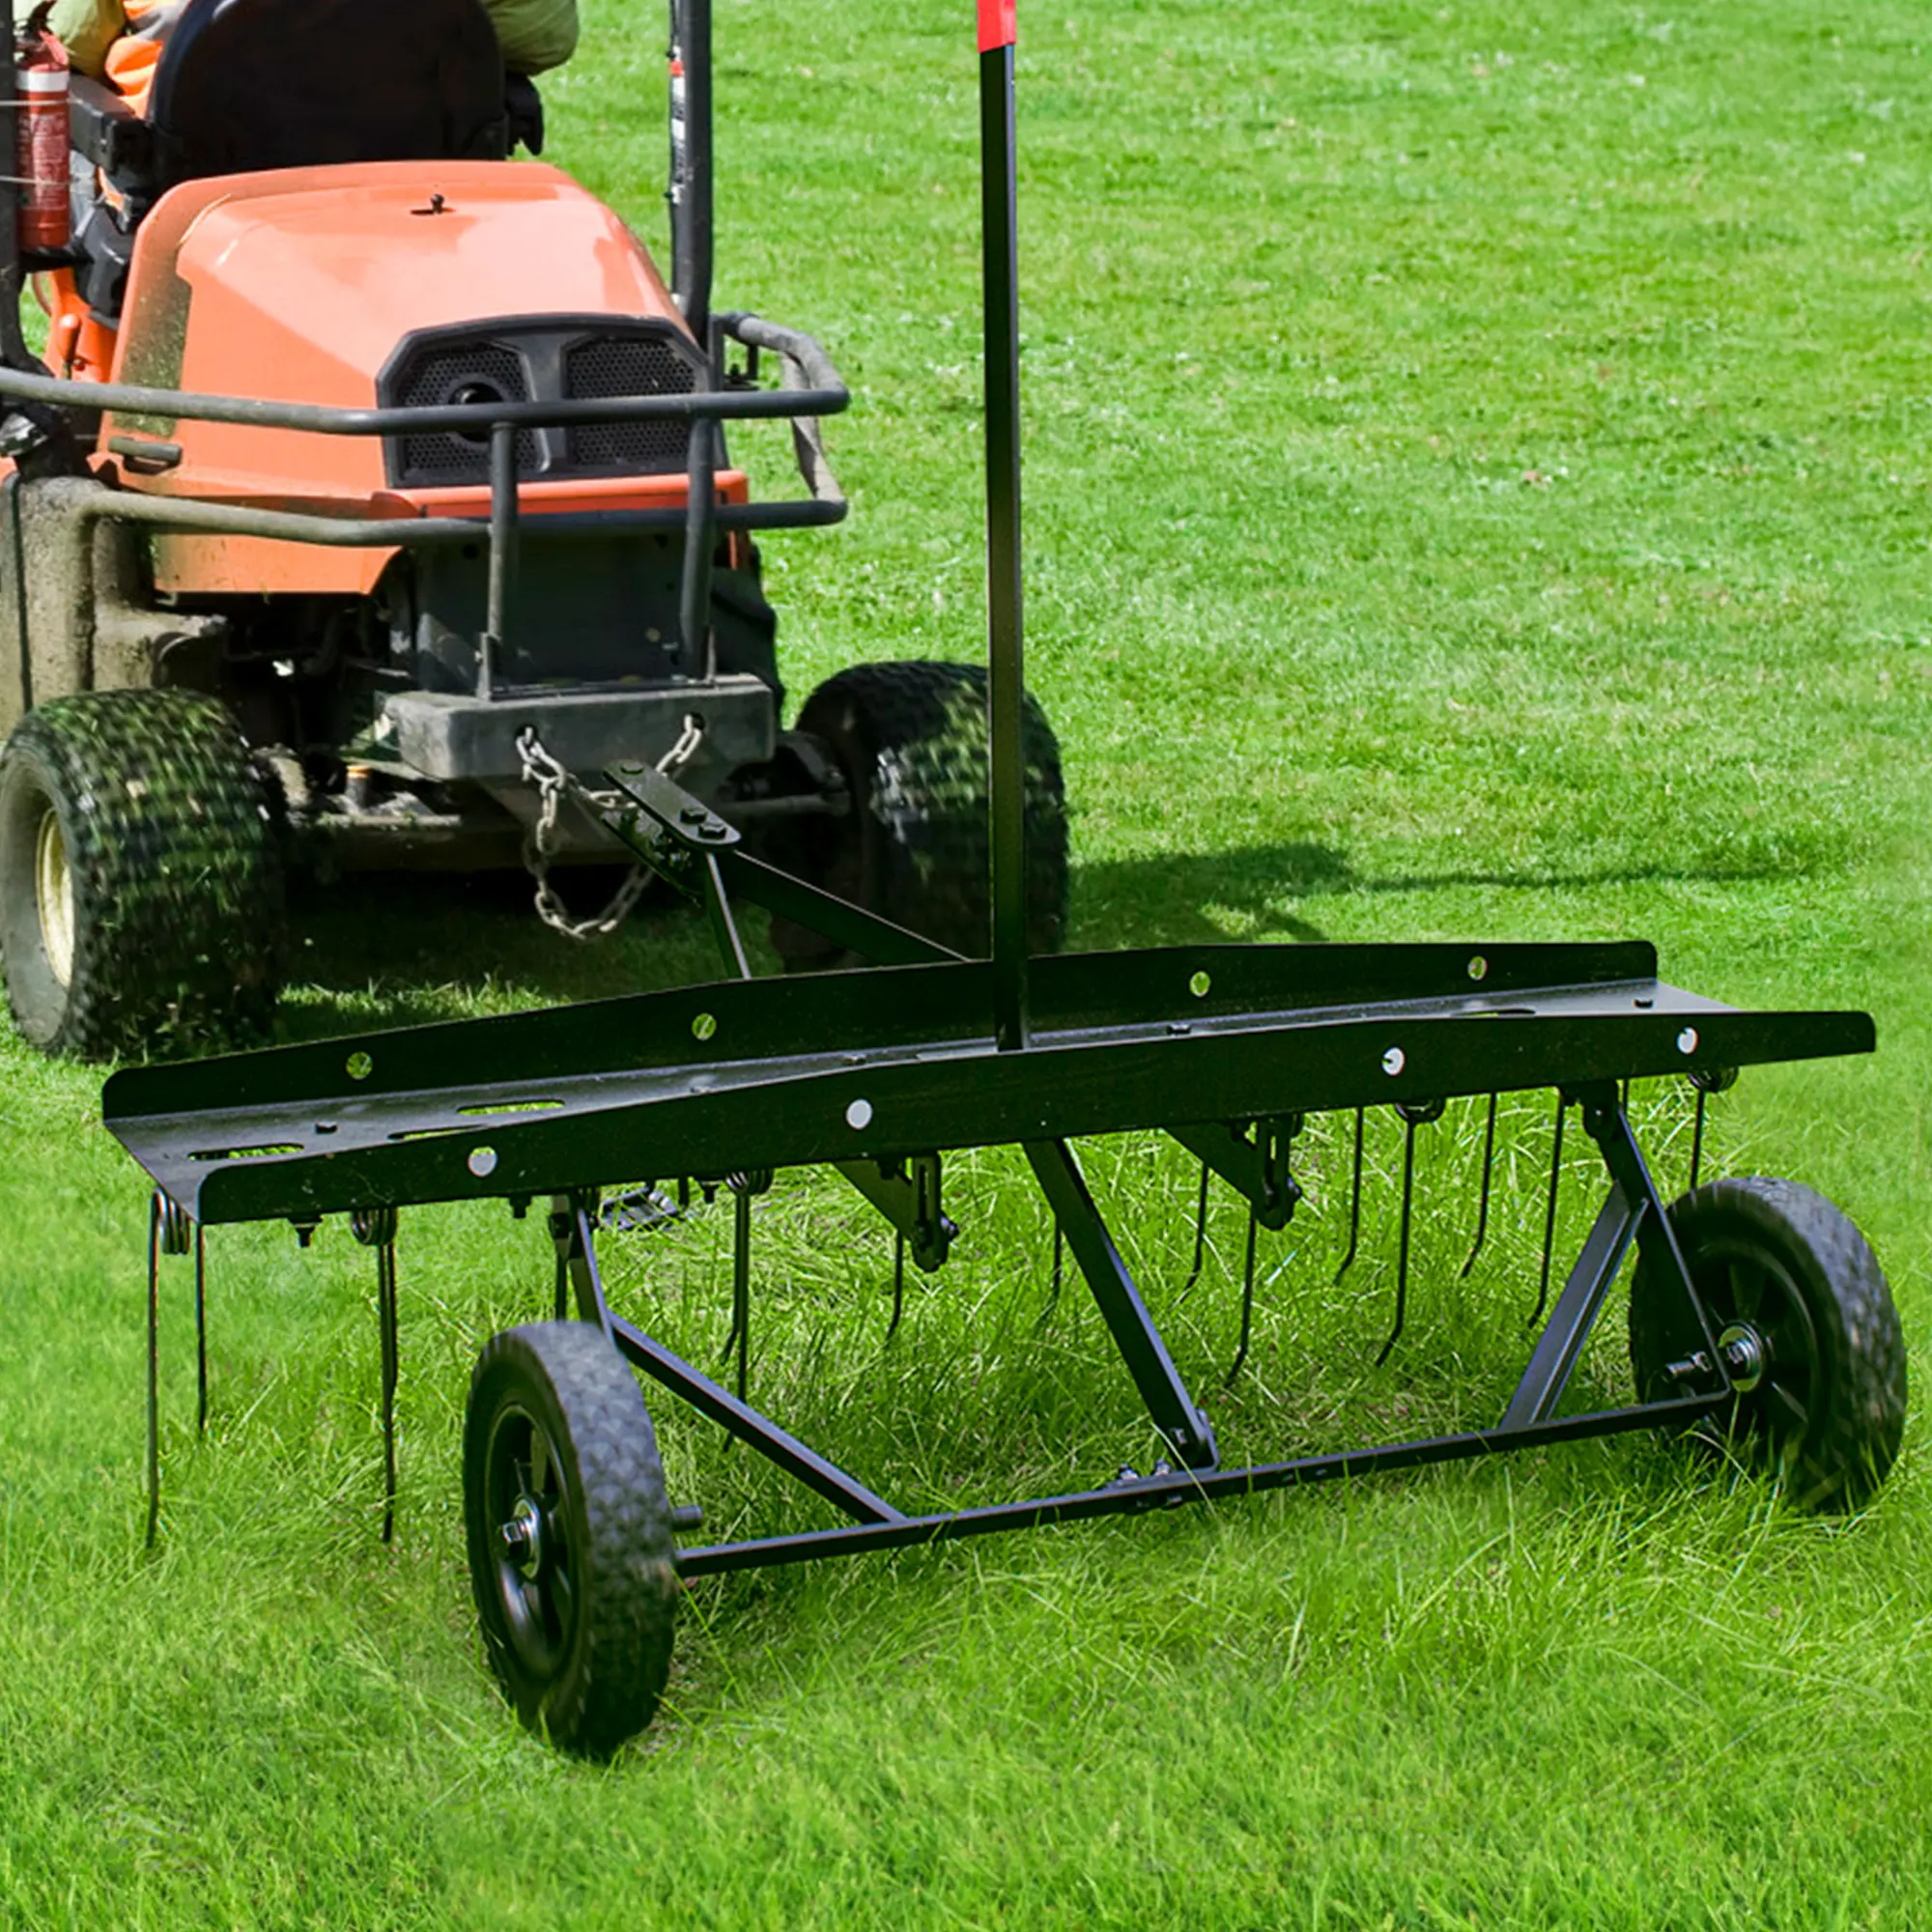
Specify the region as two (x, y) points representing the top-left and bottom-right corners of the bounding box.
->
(499, 1495), (545, 1579)
(1719, 1322), (1766, 1394)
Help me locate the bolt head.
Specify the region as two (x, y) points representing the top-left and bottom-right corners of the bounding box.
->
(500, 1496), (545, 1579)
(1718, 1322), (1765, 1393)
(1382, 1046), (1406, 1076)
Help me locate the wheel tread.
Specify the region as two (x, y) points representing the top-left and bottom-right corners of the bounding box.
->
(1630, 1176), (1906, 1511)
(465, 1321), (678, 1755)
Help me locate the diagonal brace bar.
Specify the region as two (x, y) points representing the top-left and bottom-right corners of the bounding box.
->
(1025, 1140), (1219, 1470)
(608, 1312), (904, 1524)
(1499, 1183), (1642, 1429)
(1579, 1082), (1731, 1378)
(836, 1154), (956, 1270)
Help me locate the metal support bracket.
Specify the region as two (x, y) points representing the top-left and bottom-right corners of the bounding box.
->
(550, 1194), (615, 1341)
(1167, 1115), (1302, 1231)
(836, 1153), (956, 1271)
(1580, 1082), (1732, 1384)
(1499, 1082), (1738, 1431)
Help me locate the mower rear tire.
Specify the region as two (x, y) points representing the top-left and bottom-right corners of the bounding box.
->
(464, 1321), (679, 1756)
(1628, 1178), (1905, 1512)
(775, 659), (1068, 967)
(0, 690), (283, 1060)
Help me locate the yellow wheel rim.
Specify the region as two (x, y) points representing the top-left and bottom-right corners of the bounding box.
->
(34, 808), (74, 988)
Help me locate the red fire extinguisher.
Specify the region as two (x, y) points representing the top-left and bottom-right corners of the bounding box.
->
(15, 18), (70, 254)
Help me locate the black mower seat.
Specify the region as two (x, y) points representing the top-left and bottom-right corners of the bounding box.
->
(61, 0), (509, 320)
(67, 0), (505, 207)
(150, 0), (507, 182)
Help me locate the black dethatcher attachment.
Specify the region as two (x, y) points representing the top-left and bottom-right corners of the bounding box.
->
(106, 4), (1907, 1752)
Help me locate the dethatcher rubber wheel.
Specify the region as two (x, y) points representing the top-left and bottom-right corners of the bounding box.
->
(774, 659), (1068, 967)
(464, 1321), (679, 1755)
(1629, 1178), (1906, 1512)
(0, 690), (282, 1059)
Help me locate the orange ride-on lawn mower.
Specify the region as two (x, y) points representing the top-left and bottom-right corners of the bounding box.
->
(0, 0), (1068, 1058)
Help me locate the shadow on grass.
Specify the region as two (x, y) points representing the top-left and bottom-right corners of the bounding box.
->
(1072, 844), (1808, 950)
(278, 867), (724, 1041)
(275, 839), (1808, 1042)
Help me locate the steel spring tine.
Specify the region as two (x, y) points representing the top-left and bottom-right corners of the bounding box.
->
(1459, 1093), (1498, 1281)
(1223, 1204), (1261, 1386)
(378, 1236), (400, 1545)
(1042, 1222), (1065, 1320)
(1377, 1111), (1420, 1366)
(1531, 1094), (1566, 1328)
(888, 1232), (906, 1341)
(194, 1224), (209, 1438)
(146, 1194), (163, 1551)
(1334, 1107), (1366, 1282)
(732, 1186), (752, 1406)
(1689, 1086), (1708, 1192)
(1180, 1156), (1211, 1295)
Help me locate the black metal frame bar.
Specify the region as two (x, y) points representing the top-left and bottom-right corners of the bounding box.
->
(0, 305), (845, 707)
(671, 1395), (1728, 1577)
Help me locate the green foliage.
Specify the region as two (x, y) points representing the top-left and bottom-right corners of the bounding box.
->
(4, 0), (1931, 1923)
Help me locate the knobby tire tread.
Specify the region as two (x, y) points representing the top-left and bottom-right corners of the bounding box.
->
(783, 659), (1068, 964)
(466, 1322), (678, 1756)
(1630, 1177), (1906, 1511)
(0, 689), (281, 1058)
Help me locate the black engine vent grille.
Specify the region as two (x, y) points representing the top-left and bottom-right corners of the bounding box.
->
(564, 334), (696, 472)
(393, 344), (540, 482)
(381, 318), (710, 490)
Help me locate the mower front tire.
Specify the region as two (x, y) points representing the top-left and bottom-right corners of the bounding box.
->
(0, 690), (283, 1060)
(1629, 1178), (1906, 1512)
(775, 659), (1068, 967)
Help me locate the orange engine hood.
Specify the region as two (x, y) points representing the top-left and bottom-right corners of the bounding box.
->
(108, 158), (693, 507)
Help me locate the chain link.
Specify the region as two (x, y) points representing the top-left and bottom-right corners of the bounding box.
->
(515, 715), (704, 942)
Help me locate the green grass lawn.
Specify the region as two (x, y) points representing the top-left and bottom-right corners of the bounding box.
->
(5, 0), (1932, 1923)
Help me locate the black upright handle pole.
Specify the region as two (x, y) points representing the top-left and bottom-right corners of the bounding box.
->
(979, 0), (1029, 1051)
(669, 0), (714, 344)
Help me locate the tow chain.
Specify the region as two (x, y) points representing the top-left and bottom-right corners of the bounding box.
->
(515, 715), (704, 942)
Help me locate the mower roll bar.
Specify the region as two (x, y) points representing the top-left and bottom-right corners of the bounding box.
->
(0, 315), (847, 440)
(0, 313), (846, 684)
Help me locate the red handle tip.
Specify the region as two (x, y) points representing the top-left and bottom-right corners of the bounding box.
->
(979, 0), (1015, 52)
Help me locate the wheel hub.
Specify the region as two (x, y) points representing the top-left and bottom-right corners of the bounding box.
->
(1718, 1321), (1768, 1394)
(499, 1493), (547, 1581)
(33, 808), (73, 988)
